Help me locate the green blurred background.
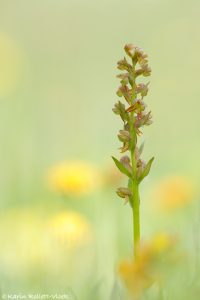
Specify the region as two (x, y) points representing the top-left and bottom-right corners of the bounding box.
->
(0, 0), (200, 299)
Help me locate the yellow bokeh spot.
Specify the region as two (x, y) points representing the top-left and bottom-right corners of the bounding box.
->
(47, 160), (99, 196)
(49, 211), (92, 248)
(151, 233), (173, 253)
(118, 233), (176, 296)
(153, 176), (195, 211)
(119, 258), (153, 296)
(0, 32), (23, 97)
(0, 209), (52, 274)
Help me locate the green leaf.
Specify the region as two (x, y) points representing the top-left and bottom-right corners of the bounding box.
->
(112, 156), (132, 178)
(139, 157), (154, 182)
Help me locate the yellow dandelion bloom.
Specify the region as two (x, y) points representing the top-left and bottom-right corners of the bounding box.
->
(47, 160), (100, 196)
(118, 234), (176, 297)
(0, 209), (52, 275)
(152, 175), (195, 211)
(49, 211), (92, 248)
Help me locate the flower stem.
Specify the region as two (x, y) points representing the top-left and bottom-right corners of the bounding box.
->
(132, 181), (140, 258)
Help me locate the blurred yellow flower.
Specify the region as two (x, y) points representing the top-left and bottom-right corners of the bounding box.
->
(49, 211), (92, 248)
(118, 234), (177, 297)
(151, 233), (172, 253)
(0, 209), (94, 279)
(152, 175), (195, 211)
(0, 32), (24, 97)
(0, 209), (52, 275)
(47, 160), (100, 196)
(119, 257), (153, 297)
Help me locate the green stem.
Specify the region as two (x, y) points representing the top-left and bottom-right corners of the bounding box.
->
(132, 181), (140, 258)
(129, 110), (140, 258)
(129, 118), (140, 258)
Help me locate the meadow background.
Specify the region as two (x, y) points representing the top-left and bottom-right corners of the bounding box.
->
(0, 0), (200, 299)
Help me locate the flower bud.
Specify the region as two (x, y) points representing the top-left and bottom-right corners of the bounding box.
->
(143, 65), (152, 77)
(117, 85), (132, 104)
(120, 155), (132, 173)
(135, 68), (144, 77)
(118, 130), (130, 143)
(135, 111), (153, 128)
(135, 64), (151, 77)
(112, 103), (120, 115)
(116, 187), (132, 198)
(143, 111), (153, 125)
(116, 88), (123, 97)
(117, 58), (132, 71)
(136, 159), (146, 178)
(124, 44), (136, 58)
(135, 47), (145, 58)
(120, 155), (130, 165)
(120, 142), (130, 153)
(126, 99), (146, 113)
(138, 57), (148, 67)
(112, 101), (128, 121)
(116, 73), (129, 85)
(136, 83), (149, 97)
